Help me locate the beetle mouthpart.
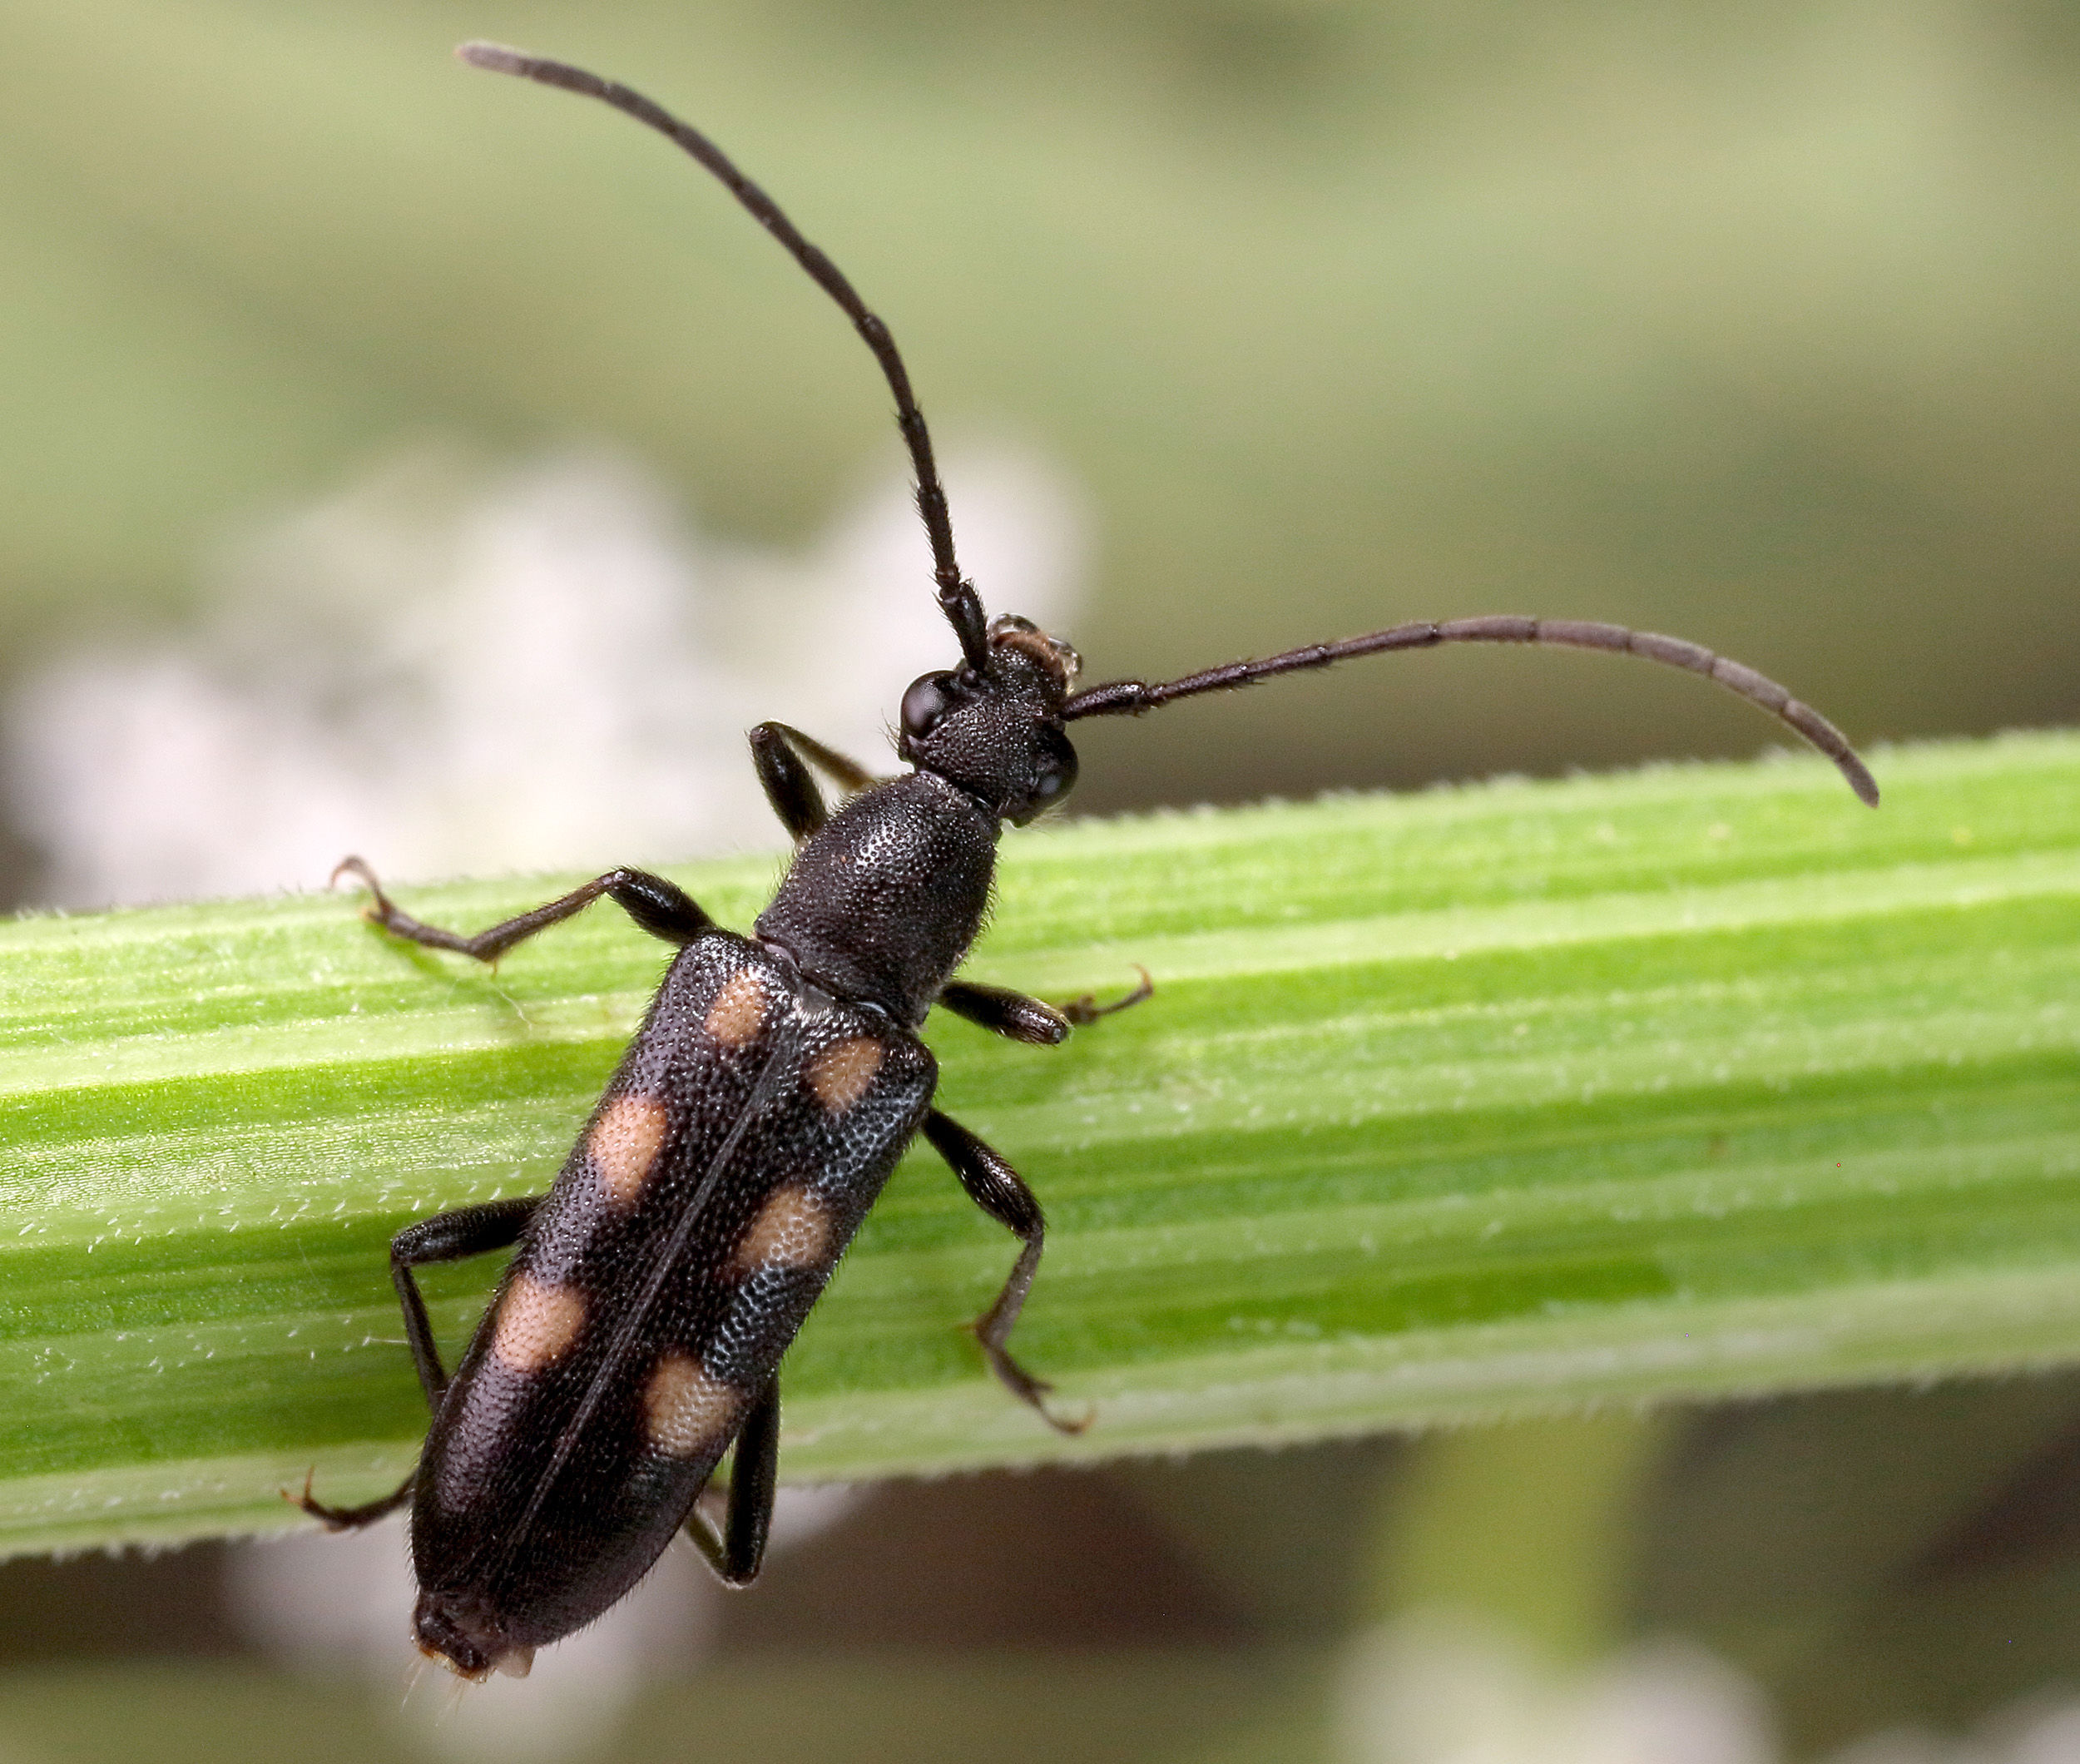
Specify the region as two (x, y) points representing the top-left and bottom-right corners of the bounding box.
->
(987, 616), (1081, 686)
(492, 1647), (537, 1679)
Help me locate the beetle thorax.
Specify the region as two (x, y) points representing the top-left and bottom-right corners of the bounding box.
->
(755, 772), (1000, 1026)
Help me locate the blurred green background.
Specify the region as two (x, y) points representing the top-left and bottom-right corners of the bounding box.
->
(6, 0), (2077, 833)
(4, 2), (2078, 1759)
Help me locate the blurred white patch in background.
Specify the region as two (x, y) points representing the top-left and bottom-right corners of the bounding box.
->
(227, 1489), (858, 1763)
(1829, 1703), (2080, 1764)
(1336, 1613), (2080, 1764)
(1339, 1615), (1773, 1764)
(6, 439), (1090, 909)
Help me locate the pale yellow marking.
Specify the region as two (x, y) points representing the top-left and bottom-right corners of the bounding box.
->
(491, 1273), (585, 1372)
(590, 1093), (670, 1207)
(730, 1182), (834, 1277)
(703, 969), (768, 1048)
(806, 1035), (883, 1113)
(641, 1353), (745, 1459)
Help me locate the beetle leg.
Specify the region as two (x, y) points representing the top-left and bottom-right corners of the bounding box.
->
(287, 1465), (416, 1531)
(684, 1380), (780, 1588)
(749, 724), (830, 840)
(287, 1196), (542, 1531)
(750, 721), (887, 842)
(923, 1110), (1089, 1435)
(389, 1198), (543, 1410)
(764, 721), (885, 794)
(938, 966), (1153, 1043)
(333, 858), (713, 958)
(936, 980), (1070, 1045)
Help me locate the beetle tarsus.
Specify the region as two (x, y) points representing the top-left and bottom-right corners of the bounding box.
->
(1060, 966), (1154, 1026)
(969, 1328), (1093, 1436)
(287, 1465), (415, 1531)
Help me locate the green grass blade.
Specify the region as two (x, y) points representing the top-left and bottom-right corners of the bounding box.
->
(2, 731), (2075, 1554)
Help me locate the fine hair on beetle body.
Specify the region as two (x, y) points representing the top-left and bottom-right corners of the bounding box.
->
(292, 40), (1881, 1684)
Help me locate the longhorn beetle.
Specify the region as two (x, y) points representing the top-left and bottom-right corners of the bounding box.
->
(294, 42), (1882, 1682)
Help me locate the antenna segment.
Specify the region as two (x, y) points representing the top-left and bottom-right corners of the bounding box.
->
(1064, 615), (1880, 805)
(457, 42), (991, 672)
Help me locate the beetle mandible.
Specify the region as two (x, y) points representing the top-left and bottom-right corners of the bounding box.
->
(293, 42), (1881, 1682)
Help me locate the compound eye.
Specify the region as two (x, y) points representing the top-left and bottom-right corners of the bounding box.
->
(900, 671), (958, 740)
(1031, 742), (1078, 806)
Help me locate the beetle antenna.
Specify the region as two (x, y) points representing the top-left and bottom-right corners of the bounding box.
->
(455, 41), (992, 672)
(1062, 615), (1879, 806)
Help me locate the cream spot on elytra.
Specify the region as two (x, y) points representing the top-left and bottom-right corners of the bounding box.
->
(703, 969), (768, 1049)
(492, 1273), (585, 1371)
(806, 1035), (882, 1113)
(590, 1093), (670, 1207)
(730, 1182), (834, 1277)
(641, 1353), (744, 1458)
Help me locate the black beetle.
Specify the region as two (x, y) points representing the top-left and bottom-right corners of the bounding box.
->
(295, 42), (1879, 1682)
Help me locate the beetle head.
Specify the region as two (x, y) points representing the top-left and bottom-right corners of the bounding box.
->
(899, 615), (1082, 825)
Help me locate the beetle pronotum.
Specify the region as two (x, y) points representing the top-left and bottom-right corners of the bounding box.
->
(295, 42), (1879, 1682)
